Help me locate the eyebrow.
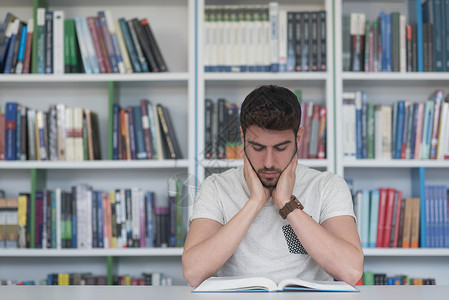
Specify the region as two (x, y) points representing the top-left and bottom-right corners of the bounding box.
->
(247, 140), (292, 148)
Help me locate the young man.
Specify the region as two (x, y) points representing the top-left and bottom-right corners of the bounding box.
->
(182, 85), (363, 287)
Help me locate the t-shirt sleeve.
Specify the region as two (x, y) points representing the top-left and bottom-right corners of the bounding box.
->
(319, 174), (355, 224)
(189, 175), (225, 225)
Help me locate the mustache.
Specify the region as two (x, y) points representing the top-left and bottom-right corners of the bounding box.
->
(258, 168), (282, 173)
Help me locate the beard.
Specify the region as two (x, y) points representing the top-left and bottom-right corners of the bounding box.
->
(256, 167), (282, 188)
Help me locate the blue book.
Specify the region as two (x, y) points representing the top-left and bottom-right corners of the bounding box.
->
(355, 92), (362, 159)
(15, 24), (27, 73)
(3, 19), (19, 74)
(395, 101), (405, 159)
(146, 191), (154, 248)
(421, 100), (434, 159)
(132, 106), (146, 160)
(369, 190), (380, 248)
(118, 18), (141, 73)
(97, 191), (104, 248)
(409, 0), (424, 71)
(4, 102), (18, 160)
(412, 167), (426, 247)
(361, 189), (371, 248)
(442, 185), (449, 248)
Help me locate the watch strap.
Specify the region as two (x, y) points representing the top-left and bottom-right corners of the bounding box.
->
(279, 195), (304, 219)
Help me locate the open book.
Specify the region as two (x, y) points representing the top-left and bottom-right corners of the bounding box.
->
(192, 276), (359, 293)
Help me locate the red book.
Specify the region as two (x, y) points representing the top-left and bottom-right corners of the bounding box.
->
(392, 190), (403, 247)
(94, 16), (112, 73)
(22, 20), (33, 73)
(87, 16), (107, 73)
(317, 106), (326, 159)
(376, 188), (388, 247)
(383, 188), (396, 248)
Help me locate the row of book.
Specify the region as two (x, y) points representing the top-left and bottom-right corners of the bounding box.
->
(0, 272), (172, 286)
(299, 99), (327, 160)
(0, 103), (100, 161)
(343, 0), (449, 72)
(113, 100), (182, 160)
(353, 185), (449, 249)
(357, 271), (436, 285)
(353, 188), (421, 248)
(0, 9), (167, 74)
(204, 4), (326, 73)
(203, 95), (327, 160)
(0, 181), (188, 249)
(342, 90), (449, 160)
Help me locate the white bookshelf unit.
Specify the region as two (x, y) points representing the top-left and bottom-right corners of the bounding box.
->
(334, 0), (449, 285)
(0, 0), (195, 285)
(1, 0), (448, 287)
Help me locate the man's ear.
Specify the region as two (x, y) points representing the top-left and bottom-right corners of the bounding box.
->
(296, 127), (304, 150)
(240, 126), (245, 145)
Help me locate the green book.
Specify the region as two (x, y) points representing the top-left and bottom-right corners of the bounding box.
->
(363, 271), (375, 285)
(36, 8), (45, 73)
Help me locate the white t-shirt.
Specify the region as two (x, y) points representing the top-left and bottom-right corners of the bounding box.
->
(190, 164), (355, 283)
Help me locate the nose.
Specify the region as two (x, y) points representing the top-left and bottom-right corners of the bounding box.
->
(263, 148), (275, 169)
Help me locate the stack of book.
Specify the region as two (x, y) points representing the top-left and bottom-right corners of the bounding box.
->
(112, 100), (182, 160)
(358, 271), (436, 285)
(299, 99), (327, 160)
(204, 3), (326, 73)
(204, 98), (242, 160)
(343, 1), (449, 72)
(0, 102), (101, 161)
(342, 90), (449, 160)
(0, 9), (167, 74)
(0, 181), (188, 249)
(353, 188), (421, 248)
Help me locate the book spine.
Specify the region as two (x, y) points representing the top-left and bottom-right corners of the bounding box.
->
(269, 2), (279, 72)
(119, 18), (141, 73)
(105, 10), (125, 73)
(14, 23), (27, 74)
(132, 18), (158, 72)
(115, 19), (133, 73)
(127, 107), (137, 160)
(44, 11), (53, 74)
(368, 190), (379, 247)
(430, 90), (443, 159)
(141, 18), (167, 72)
(4, 102), (18, 160)
(53, 11), (64, 74)
(3, 19), (19, 74)
(127, 19), (148, 72)
(22, 18), (33, 74)
(98, 11), (118, 73)
(87, 17), (107, 73)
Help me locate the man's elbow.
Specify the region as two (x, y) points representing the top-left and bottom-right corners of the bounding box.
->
(341, 253), (364, 285)
(182, 254), (205, 288)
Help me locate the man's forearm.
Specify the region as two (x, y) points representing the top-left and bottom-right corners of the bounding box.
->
(287, 210), (364, 285)
(182, 199), (262, 287)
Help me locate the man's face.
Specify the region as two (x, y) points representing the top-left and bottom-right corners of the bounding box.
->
(242, 125), (301, 188)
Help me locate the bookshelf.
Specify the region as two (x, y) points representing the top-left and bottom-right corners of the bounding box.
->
(0, 0), (195, 285)
(334, 0), (449, 285)
(196, 0), (335, 183)
(1, 0), (449, 287)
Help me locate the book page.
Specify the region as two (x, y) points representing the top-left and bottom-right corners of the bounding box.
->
(193, 276), (278, 292)
(278, 278), (358, 292)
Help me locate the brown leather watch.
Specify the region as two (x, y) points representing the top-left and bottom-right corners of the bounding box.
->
(279, 195), (304, 219)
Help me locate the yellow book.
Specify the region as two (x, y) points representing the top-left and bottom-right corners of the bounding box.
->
(410, 197), (420, 248)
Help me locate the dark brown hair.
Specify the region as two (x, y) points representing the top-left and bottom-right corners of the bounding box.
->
(240, 85), (301, 136)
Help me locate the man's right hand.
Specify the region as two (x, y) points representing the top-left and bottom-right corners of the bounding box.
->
(243, 153), (271, 210)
